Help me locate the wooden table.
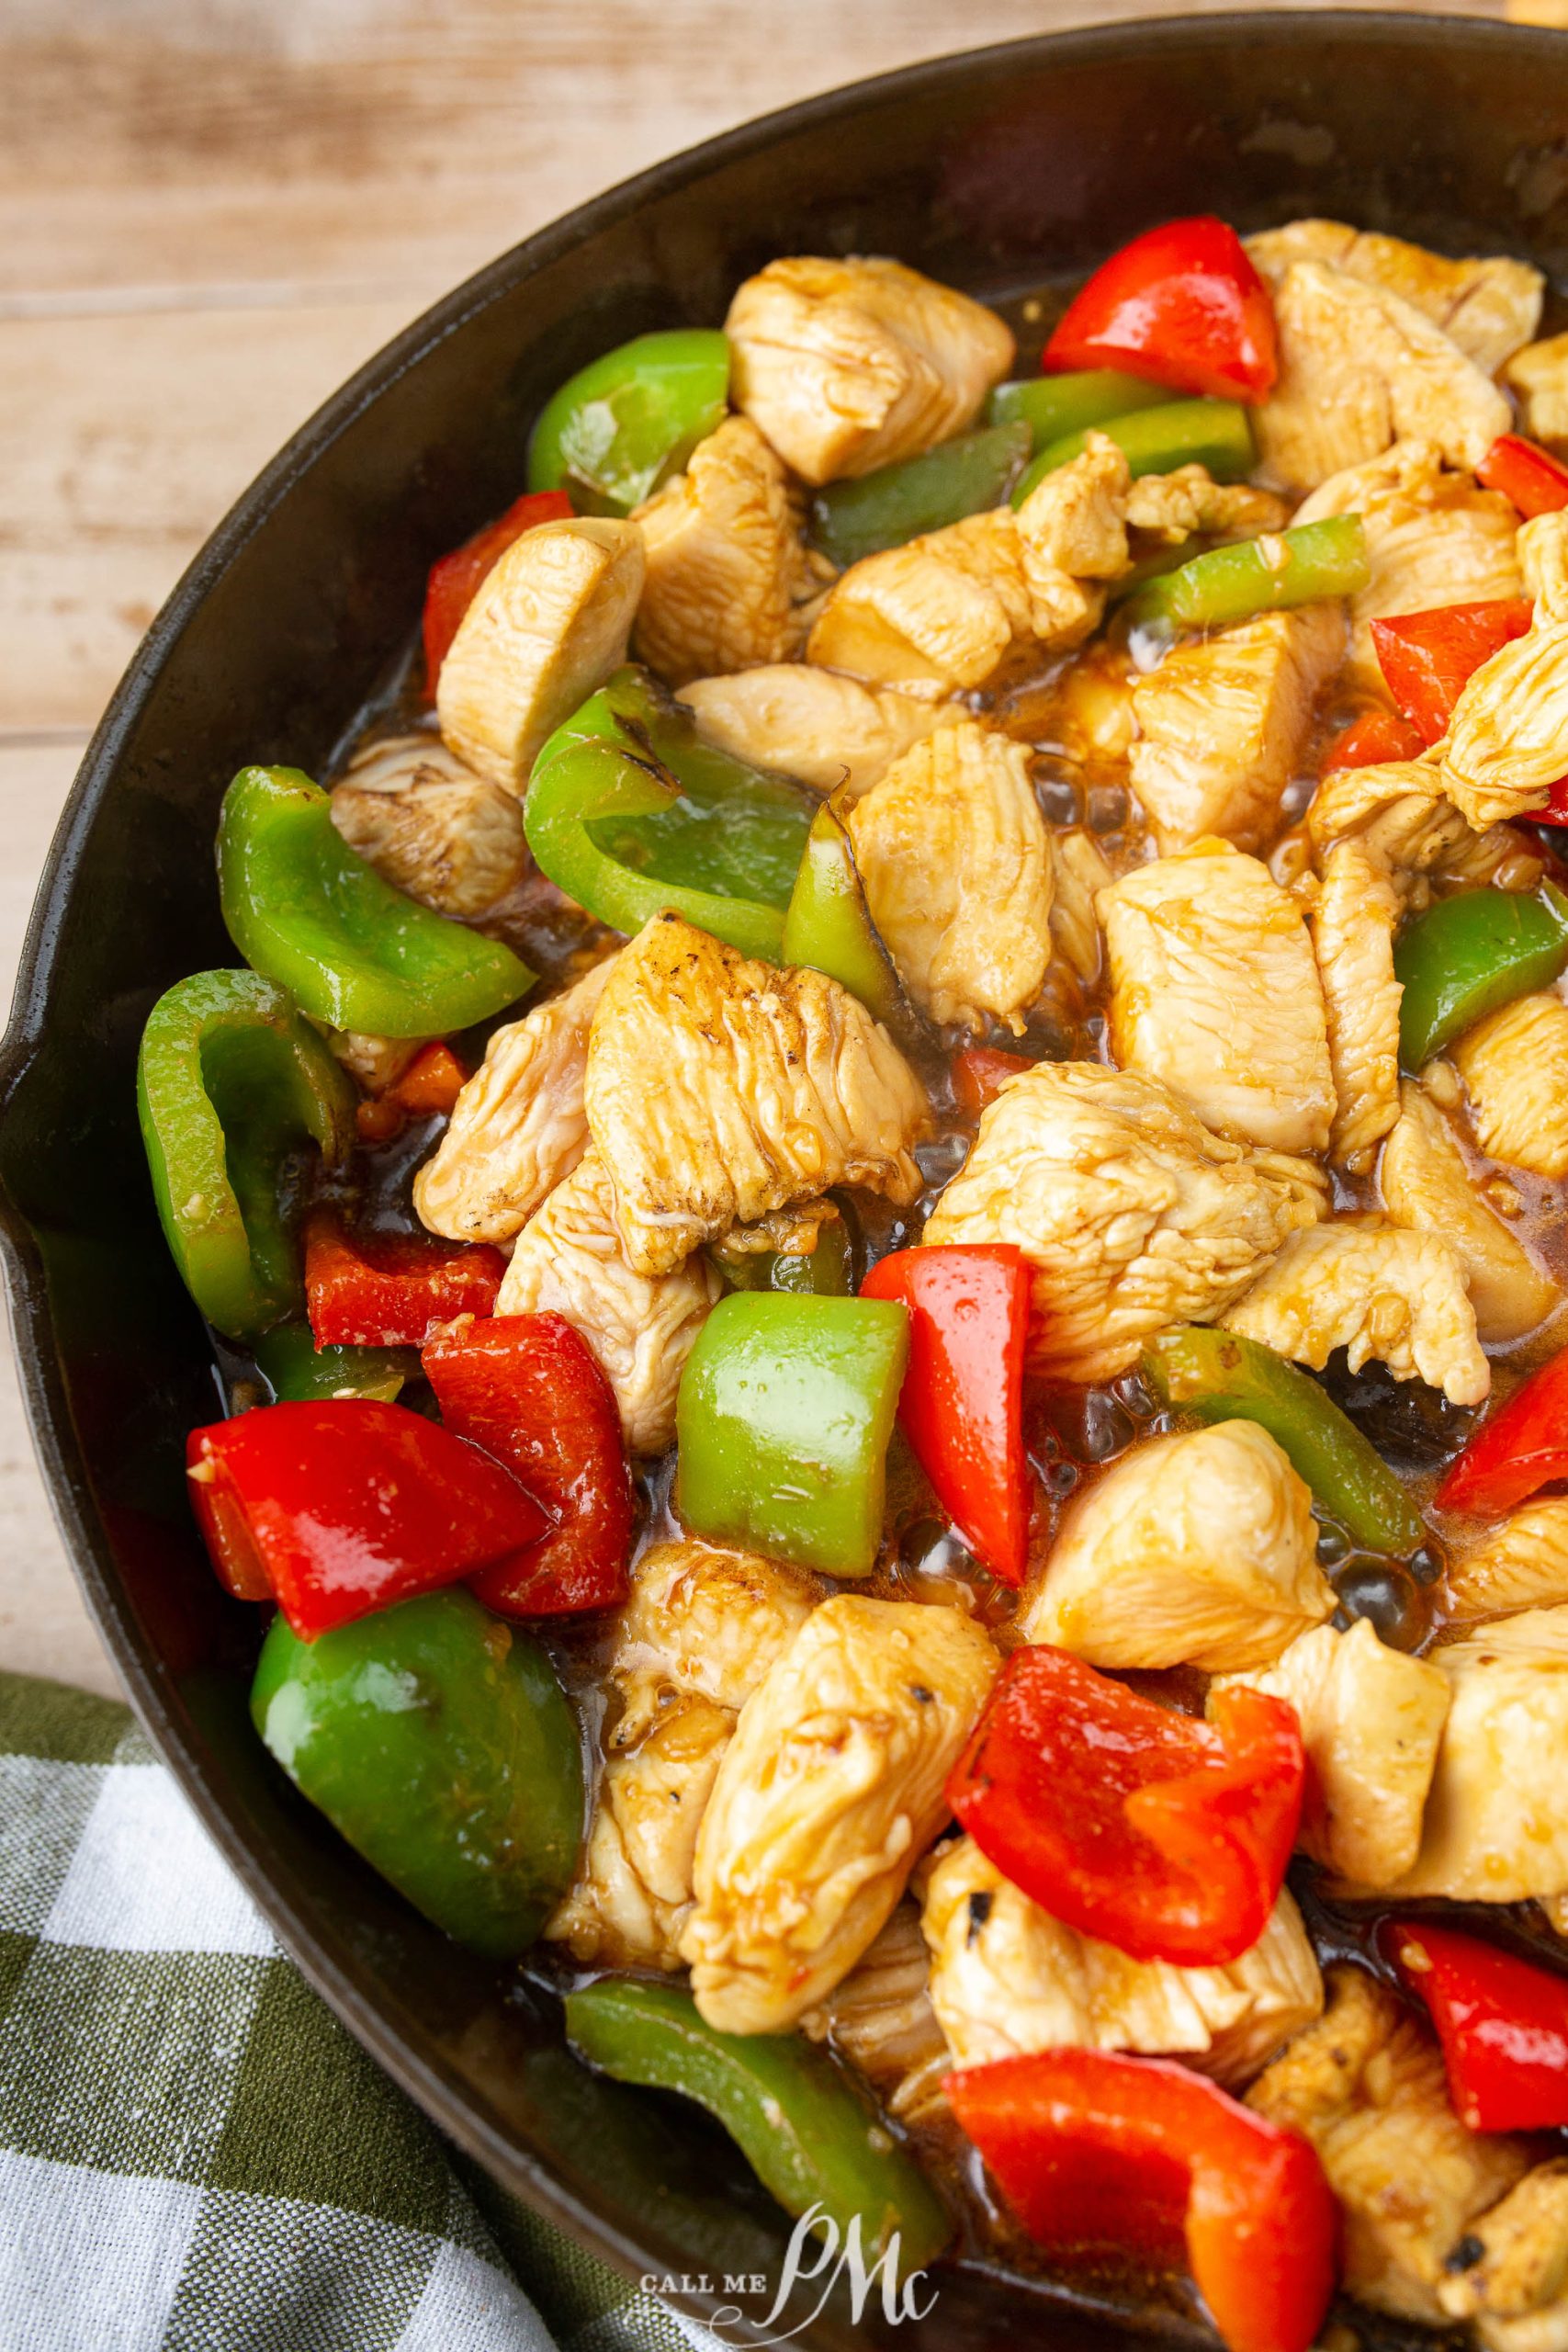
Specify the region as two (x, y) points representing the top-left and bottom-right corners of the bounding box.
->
(0, 0), (1529, 1699)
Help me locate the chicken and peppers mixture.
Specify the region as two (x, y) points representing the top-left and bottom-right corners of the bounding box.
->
(139, 212), (1568, 2349)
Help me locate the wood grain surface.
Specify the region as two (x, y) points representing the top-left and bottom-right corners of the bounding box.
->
(0, 0), (1514, 1698)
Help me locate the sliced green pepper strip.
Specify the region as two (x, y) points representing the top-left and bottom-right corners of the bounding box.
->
(525, 329), (730, 515)
(1143, 1327), (1427, 1558)
(712, 1217), (852, 1298)
(219, 767), (533, 1037)
(781, 800), (901, 1021)
(1013, 398), (1255, 506)
(253, 1320), (410, 1404)
(986, 368), (1169, 442)
(1395, 882), (1568, 1070)
(809, 422), (1032, 568)
(1127, 516), (1369, 634)
(566, 1978), (950, 2269)
(677, 1293), (908, 1576)
(137, 968), (355, 1340)
(525, 666), (814, 961)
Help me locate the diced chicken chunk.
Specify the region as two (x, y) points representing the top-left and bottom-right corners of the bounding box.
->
(1048, 830), (1111, 985)
(1381, 1078), (1561, 1342)
(920, 1835), (1321, 2086)
(1221, 1215), (1489, 1408)
(922, 1061), (1327, 1385)
(414, 956), (613, 1244)
(1312, 839), (1404, 1170)
(1019, 1419), (1332, 1672)
(1522, 512), (1568, 618)
(1247, 221), (1542, 373)
(330, 733), (529, 917)
(725, 254), (1014, 485)
(325, 1030), (423, 1094)
(583, 912), (928, 1279)
(1013, 432), (1134, 580)
(806, 508), (1058, 695)
(494, 1150), (721, 1453)
(677, 664), (947, 797)
(1438, 2163), (1568, 2328)
(1447, 1502), (1568, 1623)
(1213, 1620), (1450, 1887)
(1453, 991), (1568, 1178)
(681, 1594), (999, 2032)
(436, 517), (645, 791)
(1129, 604), (1344, 853)
(1100, 837), (1334, 1153)
(1307, 751), (1523, 895)
(1122, 467), (1288, 543)
(846, 721), (1051, 1032)
(1441, 616), (1568, 829)
(799, 1905), (951, 2120)
(611, 1537), (822, 1740)
(1507, 333), (1568, 454)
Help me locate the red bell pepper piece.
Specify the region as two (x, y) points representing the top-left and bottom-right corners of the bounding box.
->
(1323, 707), (1426, 773)
(422, 488), (575, 691)
(423, 1313), (634, 1616)
(1478, 433), (1568, 520)
(948, 1647), (1304, 1966)
(1371, 598), (1537, 746)
(1043, 216), (1278, 402)
(1390, 1921), (1568, 2132)
(186, 1398), (546, 1639)
(951, 1045), (1033, 1117)
(1436, 1340), (1568, 1515)
(946, 2048), (1337, 2352)
(355, 1041), (469, 1144)
(859, 1245), (1032, 1587)
(304, 1210), (504, 1348)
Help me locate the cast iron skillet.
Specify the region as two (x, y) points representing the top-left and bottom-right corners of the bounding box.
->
(6, 15), (1568, 2343)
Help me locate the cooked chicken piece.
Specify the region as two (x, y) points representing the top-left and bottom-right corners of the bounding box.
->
(710, 1199), (840, 1274)
(1522, 512), (1568, 616)
(1248, 1967), (1531, 2324)
(1048, 830), (1111, 984)
(1013, 431), (1134, 578)
(1453, 992), (1568, 1178)
(1507, 334), (1568, 453)
(1312, 839), (1404, 1171)
(325, 1029), (424, 1094)
(924, 1061), (1326, 1384)
(1253, 260), (1512, 495)
(330, 736), (526, 924)
(583, 912), (927, 1279)
(435, 516), (645, 792)
(681, 1595), (999, 2033)
(1447, 1502), (1568, 1623)
(1129, 604), (1344, 853)
(1385, 1607), (1568, 1902)
(414, 956), (613, 1244)
(677, 664), (947, 797)
(1247, 221), (1542, 373)
(1019, 1419), (1332, 1672)
(1310, 754), (1540, 913)
(806, 508), (1068, 695)
(1122, 466), (1289, 542)
(1381, 1078), (1561, 1342)
(1441, 614), (1568, 830)
(1212, 1620), (1450, 1887)
(799, 1905), (951, 2120)
(631, 417), (829, 686)
(494, 1151), (721, 1453)
(611, 1537), (822, 1742)
(1439, 2164), (1568, 2327)
(846, 721), (1052, 1032)
(725, 254), (1014, 485)
(1100, 838), (1335, 1153)
(921, 1836), (1321, 2086)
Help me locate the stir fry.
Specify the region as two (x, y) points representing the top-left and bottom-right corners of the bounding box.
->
(141, 208), (1568, 2348)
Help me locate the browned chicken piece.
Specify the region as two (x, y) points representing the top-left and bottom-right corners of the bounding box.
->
(1252, 260), (1512, 495)
(805, 507), (1077, 694)
(1312, 838), (1404, 1170)
(1013, 430), (1134, 578)
(681, 1595), (999, 2033)
(1441, 616), (1568, 830)
(413, 956), (614, 1244)
(676, 664), (947, 797)
(920, 1835), (1322, 2086)
(1248, 1967), (1531, 2324)
(330, 733), (530, 917)
(1447, 1503), (1568, 1623)
(709, 1199), (840, 1277)
(1099, 838), (1335, 1154)
(798, 1905), (952, 2120)
(1246, 221), (1543, 373)
(325, 1030), (424, 1094)
(1212, 1620), (1450, 1887)
(1309, 752), (1535, 899)
(923, 1061), (1327, 1384)
(494, 1150), (722, 1453)
(1506, 334), (1568, 453)
(436, 517), (645, 790)
(1122, 467), (1288, 542)
(1521, 512), (1568, 615)
(631, 417), (830, 685)
(846, 721), (1052, 1032)
(1381, 1078), (1561, 1342)
(1452, 992), (1568, 1178)
(1129, 604), (1345, 853)
(1018, 1419), (1333, 1672)
(611, 1538), (822, 1740)
(583, 912), (928, 1279)
(724, 254), (1014, 484)
(1048, 830), (1112, 984)
(1438, 2163), (1568, 2334)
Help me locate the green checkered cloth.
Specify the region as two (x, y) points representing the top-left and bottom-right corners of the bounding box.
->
(0, 1669), (720, 2352)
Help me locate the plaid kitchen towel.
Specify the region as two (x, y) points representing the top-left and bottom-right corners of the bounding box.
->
(0, 1669), (720, 2352)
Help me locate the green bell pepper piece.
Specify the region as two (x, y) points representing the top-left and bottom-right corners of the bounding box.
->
(137, 968), (355, 1340)
(525, 329), (730, 515)
(253, 1319), (410, 1404)
(525, 666), (814, 961)
(1394, 882), (1568, 1070)
(781, 801), (901, 1021)
(252, 1589), (583, 1959)
(809, 422), (1032, 568)
(676, 1293), (908, 1576)
(712, 1216), (853, 1298)
(219, 767), (533, 1037)
(1127, 516), (1369, 635)
(1143, 1327), (1427, 1558)
(566, 1977), (950, 2270)
(1012, 398), (1255, 506)
(986, 368), (1169, 443)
